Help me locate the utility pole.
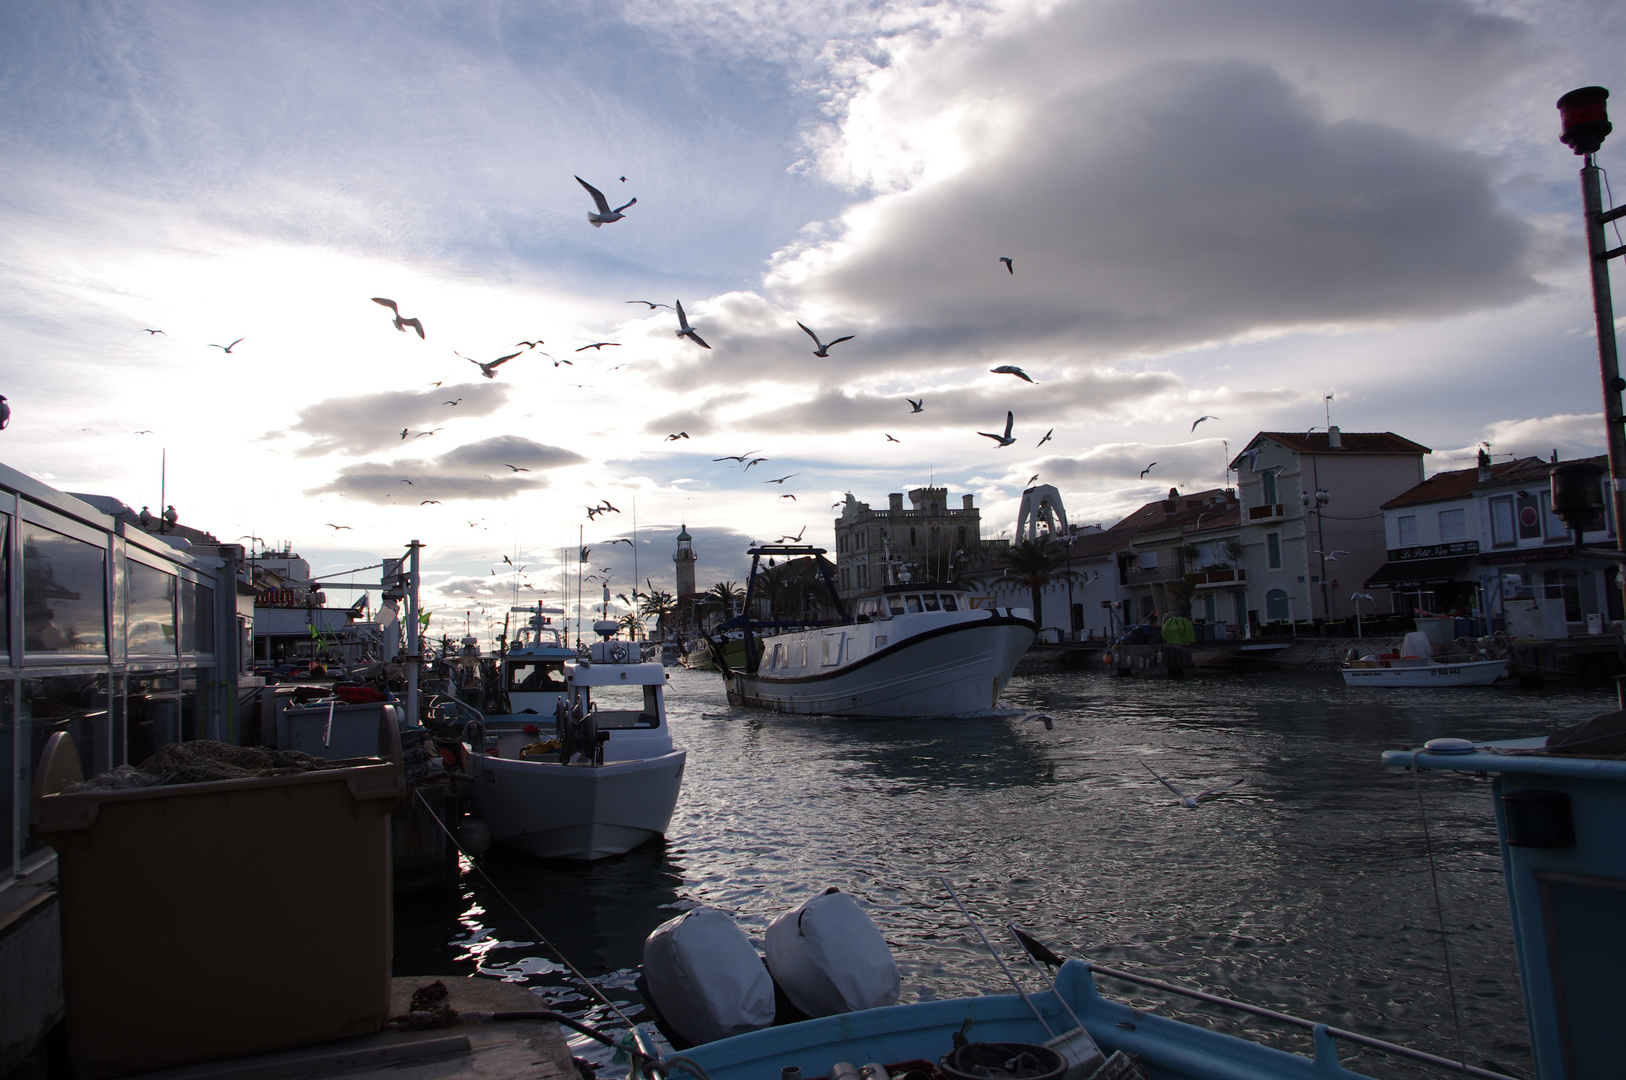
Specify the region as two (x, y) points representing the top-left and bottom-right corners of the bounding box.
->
(405, 540), (421, 726)
(1558, 88), (1626, 613)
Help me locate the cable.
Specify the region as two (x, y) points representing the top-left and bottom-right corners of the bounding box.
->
(1602, 167), (1625, 250)
(1411, 767), (1470, 1076)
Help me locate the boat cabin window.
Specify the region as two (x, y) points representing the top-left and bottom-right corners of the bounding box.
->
(856, 597), (886, 620)
(940, 594), (959, 611)
(584, 683), (661, 729)
(904, 594), (923, 613)
(922, 594), (941, 611)
(887, 595), (906, 616)
(508, 661), (566, 692)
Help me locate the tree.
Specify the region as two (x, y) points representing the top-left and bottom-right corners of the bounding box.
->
(706, 581), (744, 613)
(639, 589), (676, 637)
(999, 538), (1074, 630)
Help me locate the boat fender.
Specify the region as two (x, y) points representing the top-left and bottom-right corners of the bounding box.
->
(765, 889), (900, 1018)
(642, 906), (775, 1045)
(456, 816), (493, 855)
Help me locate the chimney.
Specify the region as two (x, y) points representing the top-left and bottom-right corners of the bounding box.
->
(962, 494), (974, 510)
(889, 493), (904, 512)
(1164, 487), (1180, 515)
(1327, 425), (1342, 449)
(1477, 447), (1492, 483)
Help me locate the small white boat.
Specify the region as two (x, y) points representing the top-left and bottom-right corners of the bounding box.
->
(1341, 630), (1509, 687)
(466, 631), (685, 860)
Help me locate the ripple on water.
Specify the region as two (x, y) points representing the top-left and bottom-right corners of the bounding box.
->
(395, 667), (1602, 1078)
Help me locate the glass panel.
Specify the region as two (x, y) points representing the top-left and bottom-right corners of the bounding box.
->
(904, 595), (923, 613)
(0, 682), (12, 879)
(1267, 533), (1282, 569)
(181, 579), (214, 654)
(1491, 498), (1516, 545)
(887, 596), (906, 616)
(508, 661), (566, 691)
(922, 594), (941, 611)
(1261, 470), (1277, 505)
(23, 522), (107, 654)
(127, 560), (177, 656)
(1438, 509), (1465, 542)
(180, 668), (202, 742)
(20, 673), (111, 861)
(1398, 516), (1417, 546)
(1266, 589), (1290, 621)
(127, 671), (180, 766)
(940, 594), (959, 612)
(0, 518), (9, 655)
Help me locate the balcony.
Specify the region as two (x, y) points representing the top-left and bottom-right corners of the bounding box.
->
(1125, 564), (1184, 584)
(1248, 504), (1286, 522)
(1191, 567), (1245, 588)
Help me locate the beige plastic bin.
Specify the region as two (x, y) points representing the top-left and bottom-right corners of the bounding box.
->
(33, 761), (403, 1078)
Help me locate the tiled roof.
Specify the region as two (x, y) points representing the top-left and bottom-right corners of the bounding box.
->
(1383, 454), (1607, 509)
(1107, 488), (1241, 538)
(1234, 431), (1431, 463)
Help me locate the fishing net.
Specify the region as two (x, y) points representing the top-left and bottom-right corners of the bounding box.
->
(59, 739), (368, 793)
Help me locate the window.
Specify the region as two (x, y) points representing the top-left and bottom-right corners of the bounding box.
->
(1260, 469), (1278, 506)
(127, 560), (177, 656)
(904, 594), (923, 613)
(909, 527), (917, 547)
(1138, 550), (1158, 570)
(1540, 493), (1568, 542)
(23, 522), (107, 654)
(508, 661), (566, 692)
(0, 681), (12, 878)
(1398, 516), (1418, 546)
(922, 594), (941, 611)
(1437, 509), (1465, 542)
(1490, 496), (1516, 546)
(940, 594), (959, 612)
(958, 526), (967, 548)
(887, 595), (906, 616)
(20, 674), (112, 863)
(1266, 532), (1282, 569)
(1265, 588), (1291, 621)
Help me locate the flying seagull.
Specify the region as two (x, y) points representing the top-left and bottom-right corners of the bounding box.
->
(797, 322), (854, 357)
(1192, 415), (1220, 431)
(1037, 428), (1053, 446)
(908, 397), (924, 413)
(598, 500), (622, 514)
(1027, 474), (1040, 485)
(460, 350), (521, 379)
(978, 411), (1016, 448)
(609, 538), (635, 547)
(400, 428), (410, 440)
(1140, 463), (1157, 478)
(1316, 549), (1350, 561)
(1019, 711), (1054, 730)
(885, 434), (900, 443)
(778, 526), (807, 543)
(142, 328), (166, 335)
(576, 175), (636, 227)
(133, 429), (153, 435)
(712, 450), (762, 463)
(665, 432), (689, 441)
(999, 257), (1013, 274)
(764, 474), (797, 484)
(780, 493), (796, 500)
(420, 499), (441, 505)
(371, 298), (425, 338)
(576, 342), (621, 352)
(413, 428), (441, 438)
(324, 523), (353, 531)
(675, 300), (710, 349)
(208, 338), (244, 353)
(502, 464), (531, 472)
(443, 398), (461, 406)
(626, 300), (672, 310)
(1140, 760), (1243, 809)
(515, 340), (543, 349)
(742, 458), (768, 471)
(991, 365), (1033, 383)
(398, 479), (414, 485)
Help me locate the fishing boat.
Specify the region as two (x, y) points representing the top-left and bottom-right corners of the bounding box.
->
(1341, 631), (1509, 687)
(463, 613), (685, 860)
(712, 545), (1037, 719)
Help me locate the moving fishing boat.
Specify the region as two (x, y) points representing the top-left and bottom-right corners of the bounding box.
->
(463, 615), (685, 860)
(1341, 631), (1509, 687)
(712, 545), (1037, 719)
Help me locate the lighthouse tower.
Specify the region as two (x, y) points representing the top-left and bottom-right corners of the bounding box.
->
(673, 523), (697, 600)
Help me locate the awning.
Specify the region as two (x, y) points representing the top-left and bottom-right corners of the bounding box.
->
(1365, 554), (1477, 589)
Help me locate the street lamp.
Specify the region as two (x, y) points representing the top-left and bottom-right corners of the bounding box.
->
(1301, 486), (1332, 621)
(1350, 592), (1373, 638)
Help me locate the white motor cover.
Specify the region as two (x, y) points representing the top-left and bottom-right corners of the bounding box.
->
(1401, 631), (1433, 659)
(765, 889), (900, 1017)
(642, 906), (775, 1045)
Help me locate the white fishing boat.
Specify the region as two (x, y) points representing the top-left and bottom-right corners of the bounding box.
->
(1341, 631), (1509, 687)
(714, 545), (1037, 719)
(464, 614), (685, 860)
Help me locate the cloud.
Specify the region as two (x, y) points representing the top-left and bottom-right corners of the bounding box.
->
(1429, 413), (1606, 472)
(284, 382), (510, 456)
(309, 435), (586, 504)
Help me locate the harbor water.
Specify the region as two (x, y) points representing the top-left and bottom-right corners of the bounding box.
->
(394, 667), (1611, 1079)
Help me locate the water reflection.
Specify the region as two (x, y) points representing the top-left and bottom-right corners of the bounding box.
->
(398, 667), (1609, 1079)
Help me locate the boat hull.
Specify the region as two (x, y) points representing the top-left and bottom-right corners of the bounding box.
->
(723, 615), (1036, 718)
(682, 959), (1374, 1080)
(1341, 659), (1508, 687)
(470, 749), (686, 860)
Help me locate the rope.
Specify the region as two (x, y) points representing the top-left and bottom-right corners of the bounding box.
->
(1411, 767), (1469, 1076)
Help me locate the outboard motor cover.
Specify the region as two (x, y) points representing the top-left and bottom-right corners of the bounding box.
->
(765, 889), (900, 1017)
(642, 907), (775, 1045)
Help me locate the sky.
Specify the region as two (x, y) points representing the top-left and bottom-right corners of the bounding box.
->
(2, 0), (1624, 644)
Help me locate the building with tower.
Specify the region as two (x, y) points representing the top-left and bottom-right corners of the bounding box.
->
(832, 487), (983, 602)
(673, 523), (699, 630)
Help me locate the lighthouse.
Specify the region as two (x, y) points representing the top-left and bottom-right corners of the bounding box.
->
(673, 523), (697, 601)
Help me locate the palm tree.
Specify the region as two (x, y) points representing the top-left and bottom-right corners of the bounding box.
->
(706, 580), (744, 614)
(999, 538), (1073, 630)
(639, 589), (676, 637)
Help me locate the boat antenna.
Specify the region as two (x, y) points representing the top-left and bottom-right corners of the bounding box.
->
(1412, 769), (1469, 1073)
(631, 495), (640, 640)
(940, 876), (1055, 1036)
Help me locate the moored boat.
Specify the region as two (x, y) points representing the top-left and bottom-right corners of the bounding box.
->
(1341, 631), (1509, 687)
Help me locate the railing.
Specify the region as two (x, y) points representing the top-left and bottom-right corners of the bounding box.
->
(1125, 564), (1183, 584)
(1191, 567), (1245, 586)
(1248, 504), (1285, 521)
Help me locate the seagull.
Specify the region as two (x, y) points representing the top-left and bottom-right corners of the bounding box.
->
(133, 429), (153, 435)
(764, 474), (797, 484)
(501, 464), (530, 472)
(778, 526), (806, 543)
(460, 350), (521, 379)
(797, 322), (854, 357)
(324, 523), (353, 531)
(429, 381), (443, 388)
(142, 328), (166, 335)
(1140, 760), (1243, 809)
(398, 479), (414, 485)
(1027, 474), (1040, 485)
(991, 365), (1033, 383)
(978, 411), (1016, 447)
(420, 499), (441, 505)
(1140, 463), (1157, 478)
(665, 432), (689, 441)
(885, 434), (900, 443)
(998, 257), (1013, 274)
(413, 428), (442, 438)
(626, 300), (672, 310)
(400, 428), (410, 440)
(1192, 415), (1220, 431)
(712, 451), (762, 463)
(908, 397), (924, 413)
(515, 340), (544, 349)
(576, 342), (621, 352)
(370, 298), (425, 338)
(551, 356), (573, 366)
(675, 300), (710, 349)
(1019, 711), (1054, 730)
(443, 398), (461, 406)
(576, 175), (636, 227)
(599, 501), (622, 514)
(609, 538), (635, 547)
(780, 493), (797, 500)
(1316, 549), (1350, 561)
(208, 338), (245, 353)
(1037, 428), (1053, 446)
(742, 458), (768, 471)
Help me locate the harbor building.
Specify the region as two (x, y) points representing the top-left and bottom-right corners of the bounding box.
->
(1230, 428), (1429, 628)
(832, 487), (982, 602)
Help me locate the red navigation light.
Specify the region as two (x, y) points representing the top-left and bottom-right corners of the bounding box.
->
(1558, 86), (1611, 155)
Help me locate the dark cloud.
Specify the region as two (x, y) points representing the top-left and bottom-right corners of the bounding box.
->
(1020, 441), (1231, 488)
(286, 382), (510, 456)
(309, 435), (585, 504)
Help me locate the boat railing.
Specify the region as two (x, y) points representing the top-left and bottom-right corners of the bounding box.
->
(425, 693), (485, 729)
(1083, 962), (1515, 1080)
